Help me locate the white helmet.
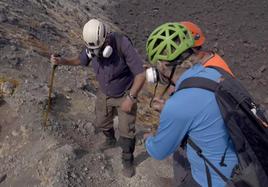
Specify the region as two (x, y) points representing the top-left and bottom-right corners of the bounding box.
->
(83, 19), (108, 49)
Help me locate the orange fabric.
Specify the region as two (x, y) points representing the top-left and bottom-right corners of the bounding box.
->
(180, 21), (205, 47)
(203, 54), (235, 77)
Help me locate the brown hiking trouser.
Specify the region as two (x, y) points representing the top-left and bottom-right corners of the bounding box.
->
(95, 91), (137, 139)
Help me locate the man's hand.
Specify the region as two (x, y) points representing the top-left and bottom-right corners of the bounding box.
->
(151, 97), (166, 112)
(120, 96), (134, 113)
(50, 54), (65, 65)
(143, 132), (153, 140)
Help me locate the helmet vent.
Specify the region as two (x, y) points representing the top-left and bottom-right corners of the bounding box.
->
(159, 47), (166, 55)
(171, 45), (176, 53)
(160, 31), (166, 37)
(173, 35), (181, 45)
(153, 38), (163, 49)
(168, 24), (175, 28)
(151, 51), (157, 61)
(183, 30), (190, 38)
(169, 30), (175, 36)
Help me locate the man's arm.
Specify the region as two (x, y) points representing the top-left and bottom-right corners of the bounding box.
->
(50, 55), (81, 66)
(145, 97), (191, 160)
(129, 72), (146, 97)
(120, 71), (145, 113)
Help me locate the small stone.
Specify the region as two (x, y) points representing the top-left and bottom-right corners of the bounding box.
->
(11, 130), (19, 137)
(259, 65), (266, 73)
(1, 81), (16, 96)
(218, 49), (225, 57)
(66, 95), (71, 100)
(63, 87), (73, 93)
(84, 122), (95, 134)
(20, 125), (27, 133)
(71, 172), (76, 178)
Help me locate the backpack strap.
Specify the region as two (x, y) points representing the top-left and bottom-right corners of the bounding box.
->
(187, 138), (230, 186)
(177, 77), (219, 93)
(177, 78), (234, 186)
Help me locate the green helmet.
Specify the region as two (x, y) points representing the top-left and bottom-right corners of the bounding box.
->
(146, 22), (194, 64)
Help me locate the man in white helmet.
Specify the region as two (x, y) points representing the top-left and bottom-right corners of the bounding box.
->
(51, 19), (145, 178)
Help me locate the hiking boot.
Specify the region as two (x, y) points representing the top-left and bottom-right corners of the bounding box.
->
(100, 128), (117, 150)
(122, 163), (135, 178)
(121, 151), (135, 178)
(118, 137), (136, 178)
(99, 137), (117, 150)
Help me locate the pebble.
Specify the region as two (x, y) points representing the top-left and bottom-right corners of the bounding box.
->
(20, 125), (27, 133)
(63, 87), (73, 93)
(258, 65), (266, 73)
(11, 130), (19, 137)
(1, 81), (16, 96)
(66, 95), (72, 100)
(71, 172), (76, 178)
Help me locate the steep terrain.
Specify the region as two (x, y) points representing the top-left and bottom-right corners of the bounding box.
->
(0, 0), (268, 187)
(105, 0), (268, 107)
(0, 0), (172, 186)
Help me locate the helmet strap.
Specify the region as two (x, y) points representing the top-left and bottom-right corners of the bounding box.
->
(149, 65), (176, 108)
(149, 81), (159, 108)
(158, 49), (194, 99)
(149, 49), (194, 108)
(160, 65), (176, 97)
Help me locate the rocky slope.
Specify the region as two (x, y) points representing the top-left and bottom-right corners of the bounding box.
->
(0, 0), (172, 186)
(0, 0), (268, 187)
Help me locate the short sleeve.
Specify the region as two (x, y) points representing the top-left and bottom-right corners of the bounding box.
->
(120, 36), (144, 75)
(80, 48), (90, 66)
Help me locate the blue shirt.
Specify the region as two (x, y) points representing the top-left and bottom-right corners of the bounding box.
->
(145, 64), (238, 187)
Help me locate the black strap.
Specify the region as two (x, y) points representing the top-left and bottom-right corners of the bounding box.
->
(149, 81), (159, 107)
(188, 138), (230, 185)
(177, 77), (219, 93)
(220, 137), (231, 167)
(205, 161), (212, 187)
(160, 65), (177, 97)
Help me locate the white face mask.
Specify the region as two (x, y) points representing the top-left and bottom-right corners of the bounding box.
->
(86, 45), (113, 59)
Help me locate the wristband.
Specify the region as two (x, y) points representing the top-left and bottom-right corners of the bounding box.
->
(127, 92), (137, 102)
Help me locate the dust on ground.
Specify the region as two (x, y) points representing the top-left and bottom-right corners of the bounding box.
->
(1, 0), (268, 186)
